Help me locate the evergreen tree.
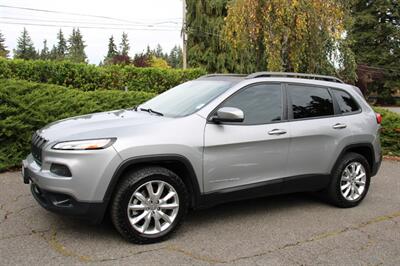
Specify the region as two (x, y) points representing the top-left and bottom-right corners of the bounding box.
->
(350, 0), (400, 103)
(56, 29), (68, 59)
(49, 45), (57, 60)
(154, 44), (163, 58)
(0, 31), (9, 58)
(40, 39), (50, 60)
(186, 0), (250, 73)
(119, 32), (130, 56)
(168, 45), (182, 68)
(67, 28), (87, 63)
(145, 45), (152, 56)
(13, 28), (37, 60)
(104, 35), (118, 64)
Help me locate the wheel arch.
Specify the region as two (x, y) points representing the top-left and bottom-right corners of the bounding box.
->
(103, 154), (201, 209)
(331, 143), (376, 175)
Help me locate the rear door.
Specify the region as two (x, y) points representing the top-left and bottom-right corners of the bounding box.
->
(285, 84), (352, 178)
(203, 83), (290, 192)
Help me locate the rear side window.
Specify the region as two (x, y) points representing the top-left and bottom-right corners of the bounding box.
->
(332, 89), (360, 113)
(220, 83), (282, 124)
(288, 85), (334, 119)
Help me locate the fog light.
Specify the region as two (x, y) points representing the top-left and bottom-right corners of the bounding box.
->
(50, 163), (72, 177)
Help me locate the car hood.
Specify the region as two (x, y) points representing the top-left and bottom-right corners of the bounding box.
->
(37, 109), (171, 141)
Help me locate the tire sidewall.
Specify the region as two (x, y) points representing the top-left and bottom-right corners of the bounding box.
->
(114, 170), (188, 243)
(334, 154), (371, 206)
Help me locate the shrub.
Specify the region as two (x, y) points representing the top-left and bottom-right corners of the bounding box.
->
(373, 107), (400, 156)
(0, 58), (206, 93)
(1, 78), (398, 171)
(0, 79), (155, 171)
(149, 56), (170, 69)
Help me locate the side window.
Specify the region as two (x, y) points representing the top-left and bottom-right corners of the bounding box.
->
(220, 83), (282, 124)
(332, 89), (360, 113)
(288, 85), (334, 119)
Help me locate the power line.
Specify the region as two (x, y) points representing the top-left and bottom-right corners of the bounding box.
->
(0, 19), (221, 38)
(0, 21), (181, 32)
(0, 4), (182, 25)
(0, 16), (181, 28)
(0, 4), (221, 38)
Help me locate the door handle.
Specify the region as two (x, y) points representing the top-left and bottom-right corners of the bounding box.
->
(268, 129), (287, 135)
(332, 123), (347, 129)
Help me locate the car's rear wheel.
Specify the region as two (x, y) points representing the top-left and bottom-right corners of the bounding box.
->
(326, 152), (371, 208)
(110, 167), (188, 244)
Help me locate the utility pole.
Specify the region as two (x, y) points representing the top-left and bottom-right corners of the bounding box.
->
(182, 0), (187, 69)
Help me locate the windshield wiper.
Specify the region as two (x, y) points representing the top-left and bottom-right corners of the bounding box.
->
(139, 108), (164, 116)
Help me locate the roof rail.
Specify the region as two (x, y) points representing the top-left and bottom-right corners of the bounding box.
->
(246, 72), (344, 83)
(199, 74), (247, 79)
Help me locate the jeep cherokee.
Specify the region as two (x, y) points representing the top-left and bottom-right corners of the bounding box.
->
(22, 72), (382, 244)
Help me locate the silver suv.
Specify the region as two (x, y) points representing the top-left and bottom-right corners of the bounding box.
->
(22, 72), (382, 244)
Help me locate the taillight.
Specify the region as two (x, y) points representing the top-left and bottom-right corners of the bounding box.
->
(376, 113), (382, 124)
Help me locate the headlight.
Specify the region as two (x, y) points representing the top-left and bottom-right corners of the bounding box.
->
(52, 138), (116, 150)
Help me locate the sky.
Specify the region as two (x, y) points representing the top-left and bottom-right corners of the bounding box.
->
(0, 0), (183, 64)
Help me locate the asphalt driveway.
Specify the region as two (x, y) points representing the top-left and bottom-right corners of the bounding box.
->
(384, 107), (400, 114)
(1, 160), (399, 265)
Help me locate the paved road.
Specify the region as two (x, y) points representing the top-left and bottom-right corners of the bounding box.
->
(385, 107), (400, 114)
(1, 160), (399, 265)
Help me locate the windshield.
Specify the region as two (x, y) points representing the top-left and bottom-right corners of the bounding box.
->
(139, 80), (233, 117)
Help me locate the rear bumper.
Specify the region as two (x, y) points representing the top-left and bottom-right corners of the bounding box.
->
(371, 153), (382, 177)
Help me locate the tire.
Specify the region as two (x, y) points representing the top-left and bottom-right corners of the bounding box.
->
(110, 166), (189, 244)
(326, 152), (371, 208)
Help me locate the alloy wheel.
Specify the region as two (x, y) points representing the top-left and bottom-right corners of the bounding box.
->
(127, 180), (179, 235)
(340, 162), (366, 201)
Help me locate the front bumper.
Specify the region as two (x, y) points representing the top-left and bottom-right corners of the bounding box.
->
(31, 183), (106, 223)
(21, 147), (122, 223)
(22, 165), (107, 223)
(22, 146), (122, 202)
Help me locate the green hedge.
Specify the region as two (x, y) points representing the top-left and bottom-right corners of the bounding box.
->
(373, 107), (400, 156)
(0, 58), (206, 93)
(0, 79), (155, 171)
(1, 79), (399, 171)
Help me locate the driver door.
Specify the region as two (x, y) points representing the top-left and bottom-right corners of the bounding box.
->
(203, 83), (290, 192)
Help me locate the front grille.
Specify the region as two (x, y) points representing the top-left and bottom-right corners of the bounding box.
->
(32, 132), (48, 165)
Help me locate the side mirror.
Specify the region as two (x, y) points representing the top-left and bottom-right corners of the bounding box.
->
(212, 107), (244, 123)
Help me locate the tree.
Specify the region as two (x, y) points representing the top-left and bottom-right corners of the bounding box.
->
(149, 56), (170, 68)
(350, 0), (400, 104)
(49, 45), (57, 60)
(56, 29), (68, 59)
(0, 31), (9, 58)
(67, 28), (87, 63)
(186, 0), (247, 73)
(133, 52), (151, 67)
(145, 45), (152, 56)
(13, 28), (37, 60)
(107, 54), (131, 65)
(40, 39), (50, 60)
(154, 44), (164, 58)
(222, 0), (356, 81)
(119, 32), (130, 56)
(168, 45), (183, 68)
(103, 35), (118, 64)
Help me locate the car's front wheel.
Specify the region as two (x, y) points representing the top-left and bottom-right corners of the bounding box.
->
(110, 167), (189, 244)
(327, 152), (371, 208)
